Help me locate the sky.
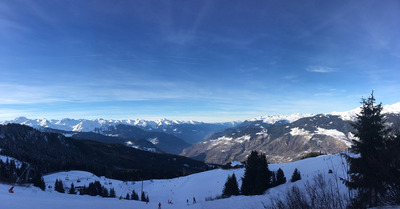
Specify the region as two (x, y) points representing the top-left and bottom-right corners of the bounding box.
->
(1, 0), (400, 122)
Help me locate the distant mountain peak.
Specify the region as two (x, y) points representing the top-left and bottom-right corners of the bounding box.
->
(251, 113), (315, 124)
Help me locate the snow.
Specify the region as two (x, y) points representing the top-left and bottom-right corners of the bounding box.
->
(209, 134), (251, 147)
(289, 127), (311, 136)
(255, 129), (268, 136)
(0, 152), (359, 209)
(315, 127), (352, 147)
(0, 117), (203, 133)
(383, 102), (400, 114)
(148, 137), (159, 145)
(331, 102), (400, 121)
(235, 135), (251, 143)
(252, 113), (314, 124)
(230, 161), (243, 167)
(0, 155), (23, 168)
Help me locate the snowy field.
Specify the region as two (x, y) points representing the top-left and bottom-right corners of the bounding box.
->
(0, 153), (391, 209)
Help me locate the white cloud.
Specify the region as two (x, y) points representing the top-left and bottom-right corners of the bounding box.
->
(306, 66), (336, 73)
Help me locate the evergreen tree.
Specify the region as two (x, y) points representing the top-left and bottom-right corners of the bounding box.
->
(131, 190), (139, 200)
(276, 168), (286, 185)
(146, 194), (149, 203)
(54, 179), (65, 193)
(69, 183), (77, 194)
(290, 168), (301, 182)
(109, 188), (116, 198)
(241, 150), (271, 195)
(344, 92), (400, 207)
(125, 193), (130, 200)
(101, 187), (109, 197)
(141, 191), (146, 202)
(222, 173), (240, 197)
(80, 185), (87, 195)
(32, 169), (46, 191)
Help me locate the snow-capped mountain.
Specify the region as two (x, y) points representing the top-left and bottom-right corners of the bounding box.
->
(181, 102), (400, 165)
(250, 113), (314, 124)
(1, 117), (239, 144)
(1, 117), (191, 132)
(330, 102), (400, 121)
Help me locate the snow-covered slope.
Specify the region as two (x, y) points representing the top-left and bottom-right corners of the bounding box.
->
(0, 153), (354, 209)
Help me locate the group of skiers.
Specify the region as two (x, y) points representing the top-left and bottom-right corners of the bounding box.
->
(158, 197), (196, 209)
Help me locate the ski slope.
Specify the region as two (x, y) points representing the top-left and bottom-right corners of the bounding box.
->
(0, 153), (382, 209)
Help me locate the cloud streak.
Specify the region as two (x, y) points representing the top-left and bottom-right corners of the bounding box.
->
(306, 66), (336, 73)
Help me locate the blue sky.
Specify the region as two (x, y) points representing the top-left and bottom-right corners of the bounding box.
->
(1, 0), (400, 122)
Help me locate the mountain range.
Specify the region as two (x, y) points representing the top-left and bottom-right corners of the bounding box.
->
(2, 102), (400, 165)
(182, 102), (400, 164)
(1, 117), (239, 145)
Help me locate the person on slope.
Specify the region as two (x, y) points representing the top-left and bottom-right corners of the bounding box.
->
(158, 202), (161, 209)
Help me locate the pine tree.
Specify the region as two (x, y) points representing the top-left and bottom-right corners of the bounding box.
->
(109, 188), (116, 198)
(276, 168), (286, 185)
(290, 168), (301, 182)
(125, 193), (130, 200)
(101, 187), (109, 197)
(222, 173), (240, 197)
(241, 150), (271, 195)
(69, 183), (77, 194)
(32, 169), (46, 191)
(55, 179), (65, 193)
(141, 191), (146, 202)
(80, 185), (87, 195)
(344, 92), (400, 207)
(131, 190), (139, 200)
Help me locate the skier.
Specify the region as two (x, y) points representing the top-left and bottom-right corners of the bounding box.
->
(186, 199), (189, 205)
(158, 202), (161, 209)
(193, 197), (196, 204)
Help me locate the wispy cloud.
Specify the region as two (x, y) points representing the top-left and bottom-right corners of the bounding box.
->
(306, 66), (336, 73)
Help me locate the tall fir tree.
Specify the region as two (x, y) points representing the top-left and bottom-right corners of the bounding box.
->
(125, 193), (130, 200)
(32, 168), (46, 191)
(222, 173), (240, 197)
(109, 188), (116, 198)
(345, 92), (400, 207)
(290, 168), (301, 182)
(276, 168), (286, 185)
(54, 179), (65, 193)
(131, 190), (139, 200)
(241, 150), (271, 195)
(141, 191), (146, 202)
(69, 183), (77, 194)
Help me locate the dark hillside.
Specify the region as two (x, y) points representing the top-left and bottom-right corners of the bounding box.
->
(0, 124), (208, 181)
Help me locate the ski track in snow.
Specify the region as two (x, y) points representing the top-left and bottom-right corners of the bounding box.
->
(0, 152), (369, 209)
